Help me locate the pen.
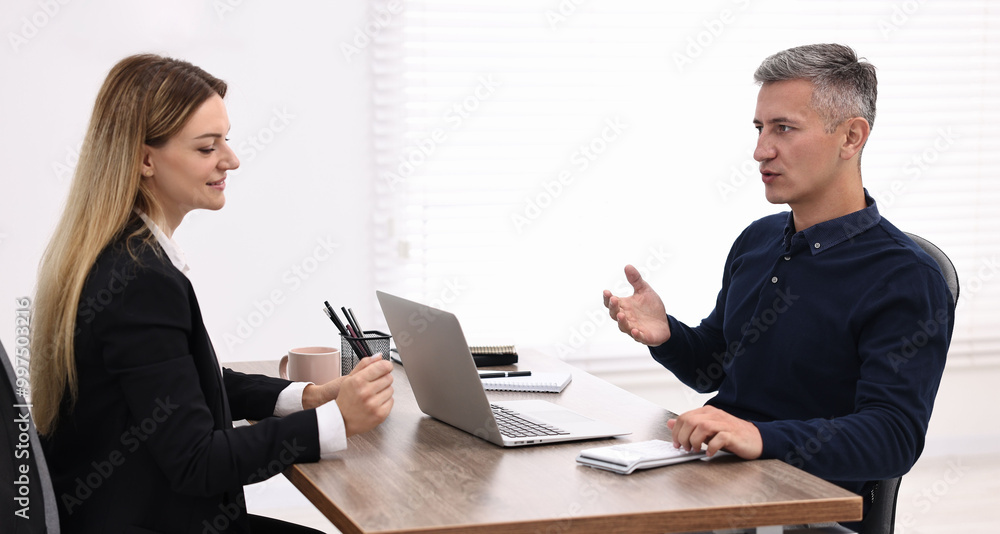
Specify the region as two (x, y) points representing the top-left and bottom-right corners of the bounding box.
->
(322, 305), (348, 339)
(344, 323), (364, 354)
(323, 303), (370, 358)
(323, 300), (338, 320)
(478, 371), (532, 379)
(322, 303), (346, 337)
(344, 322), (358, 338)
(343, 306), (375, 356)
(346, 307), (363, 333)
(341, 306), (360, 335)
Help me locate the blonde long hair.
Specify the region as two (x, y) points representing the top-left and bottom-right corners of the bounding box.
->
(31, 54), (227, 435)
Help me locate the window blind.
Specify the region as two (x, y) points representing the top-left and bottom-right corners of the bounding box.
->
(370, 0), (1000, 367)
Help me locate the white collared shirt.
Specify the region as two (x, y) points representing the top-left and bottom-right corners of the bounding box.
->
(137, 212), (347, 457)
(137, 211), (190, 275)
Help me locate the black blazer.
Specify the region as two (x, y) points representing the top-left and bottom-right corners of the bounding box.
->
(40, 227), (321, 534)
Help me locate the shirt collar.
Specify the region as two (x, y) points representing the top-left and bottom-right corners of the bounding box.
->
(137, 211), (190, 274)
(782, 189), (881, 256)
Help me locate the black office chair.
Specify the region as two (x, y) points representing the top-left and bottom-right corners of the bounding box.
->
(1, 338), (61, 533)
(855, 233), (959, 534)
(787, 234), (960, 534)
(905, 233), (960, 305)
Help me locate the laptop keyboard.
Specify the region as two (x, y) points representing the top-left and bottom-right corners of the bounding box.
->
(491, 404), (570, 437)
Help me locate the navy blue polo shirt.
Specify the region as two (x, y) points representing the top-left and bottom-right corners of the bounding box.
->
(651, 192), (954, 494)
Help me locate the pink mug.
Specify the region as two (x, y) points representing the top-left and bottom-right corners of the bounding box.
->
(279, 346), (341, 384)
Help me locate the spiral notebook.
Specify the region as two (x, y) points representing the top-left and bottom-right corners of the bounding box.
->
(480, 372), (572, 393)
(469, 344), (516, 355)
(469, 344), (518, 367)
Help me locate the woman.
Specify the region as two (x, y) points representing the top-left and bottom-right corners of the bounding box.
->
(30, 54), (394, 533)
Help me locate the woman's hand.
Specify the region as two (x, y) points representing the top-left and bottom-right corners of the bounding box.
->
(301, 376), (345, 410)
(333, 355), (395, 437)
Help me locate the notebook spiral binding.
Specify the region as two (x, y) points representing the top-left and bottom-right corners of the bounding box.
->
(469, 345), (518, 367)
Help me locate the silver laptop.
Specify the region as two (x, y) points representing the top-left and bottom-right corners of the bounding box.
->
(376, 290), (630, 447)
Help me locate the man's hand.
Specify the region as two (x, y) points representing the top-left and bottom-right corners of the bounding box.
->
(667, 405), (762, 459)
(334, 355), (395, 437)
(603, 264), (671, 346)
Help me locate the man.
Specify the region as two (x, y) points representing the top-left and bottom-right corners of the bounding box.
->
(603, 44), (954, 508)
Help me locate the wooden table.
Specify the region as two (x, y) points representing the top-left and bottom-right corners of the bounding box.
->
(230, 354), (861, 534)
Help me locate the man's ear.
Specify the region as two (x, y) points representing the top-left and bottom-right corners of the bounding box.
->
(840, 117), (870, 161)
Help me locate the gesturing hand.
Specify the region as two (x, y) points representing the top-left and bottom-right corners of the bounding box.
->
(335, 355), (395, 437)
(603, 264), (671, 346)
(667, 406), (763, 459)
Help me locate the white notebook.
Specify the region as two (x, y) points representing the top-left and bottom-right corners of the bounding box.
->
(480, 372), (572, 393)
(576, 439), (706, 474)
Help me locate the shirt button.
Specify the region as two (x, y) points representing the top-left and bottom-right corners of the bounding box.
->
(783, 256), (791, 261)
(771, 276), (778, 284)
(814, 242), (821, 249)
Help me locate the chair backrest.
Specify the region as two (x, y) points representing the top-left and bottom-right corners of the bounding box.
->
(860, 234), (958, 534)
(861, 476), (901, 534)
(1, 338), (61, 533)
(905, 232), (960, 304)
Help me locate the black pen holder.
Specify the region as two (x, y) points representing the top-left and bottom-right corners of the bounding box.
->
(340, 330), (392, 375)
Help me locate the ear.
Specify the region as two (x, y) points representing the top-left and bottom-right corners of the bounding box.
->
(840, 117), (870, 161)
(140, 145), (155, 177)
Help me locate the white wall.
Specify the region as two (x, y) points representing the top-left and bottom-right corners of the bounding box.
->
(0, 0), (377, 366)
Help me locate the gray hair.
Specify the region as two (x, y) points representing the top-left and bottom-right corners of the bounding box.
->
(754, 44), (877, 133)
